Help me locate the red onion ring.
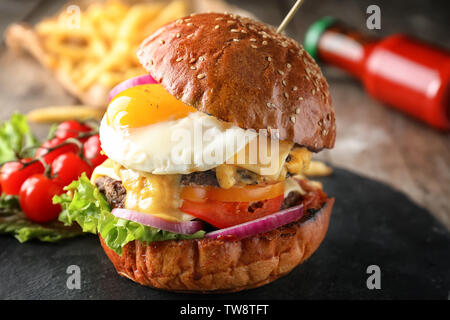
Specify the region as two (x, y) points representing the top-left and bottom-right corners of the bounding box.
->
(205, 204), (304, 240)
(108, 74), (158, 102)
(111, 208), (203, 235)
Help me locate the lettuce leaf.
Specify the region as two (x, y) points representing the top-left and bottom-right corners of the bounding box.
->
(0, 113), (38, 162)
(54, 174), (205, 255)
(0, 194), (83, 242)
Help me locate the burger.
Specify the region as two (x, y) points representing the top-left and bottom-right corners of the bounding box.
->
(57, 12), (336, 293)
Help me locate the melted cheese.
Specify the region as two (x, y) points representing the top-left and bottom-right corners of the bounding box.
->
(284, 177), (306, 197)
(286, 147), (312, 174)
(231, 137), (293, 177)
(90, 143), (313, 222)
(215, 164), (237, 189)
(91, 159), (194, 222)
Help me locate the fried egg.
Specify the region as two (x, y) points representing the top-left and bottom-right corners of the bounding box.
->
(100, 84), (257, 174)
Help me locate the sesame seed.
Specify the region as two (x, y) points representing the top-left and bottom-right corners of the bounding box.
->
(250, 38), (257, 42)
(298, 96), (304, 101)
(197, 73), (206, 79)
(267, 56), (272, 62)
(290, 115), (296, 123)
(233, 38), (240, 42)
(295, 108), (300, 114)
(282, 80), (287, 86)
(215, 17), (224, 21)
(318, 119), (323, 126)
(312, 89), (316, 95)
(292, 86), (298, 91)
(251, 44), (258, 49)
(214, 25), (220, 30)
(262, 41), (268, 45)
(281, 42), (288, 47)
(198, 56), (205, 61)
(159, 39), (165, 44)
(284, 92), (289, 99)
(187, 33), (194, 39)
(278, 70), (284, 75)
(267, 126), (272, 132)
(241, 29), (247, 34)
(266, 102), (272, 108)
(184, 18), (191, 22)
(190, 66), (197, 70)
(186, 23), (193, 26)
(176, 19), (183, 24)
(231, 29), (239, 33)
(322, 129), (328, 136)
(262, 34), (268, 38)
(326, 113), (331, 121)
(287, 63), (292, 69)
(176, 57), (183, 62)
(227, 20), (234, 24)
(189, 58), (196, 63)
(176, 33), (181, 38)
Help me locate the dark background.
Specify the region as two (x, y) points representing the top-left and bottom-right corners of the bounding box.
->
(230, 0), (450, 47)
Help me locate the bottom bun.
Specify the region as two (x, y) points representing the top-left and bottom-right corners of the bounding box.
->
(100, 198), (334, 293)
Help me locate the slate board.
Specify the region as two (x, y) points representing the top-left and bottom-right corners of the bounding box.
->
(1, 168), (449, 300)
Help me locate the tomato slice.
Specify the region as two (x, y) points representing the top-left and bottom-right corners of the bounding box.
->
(180, 195), (284, 229)
(181, 181), (285, 203)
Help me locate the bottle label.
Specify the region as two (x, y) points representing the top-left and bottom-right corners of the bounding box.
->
(319, 32), (364, 62)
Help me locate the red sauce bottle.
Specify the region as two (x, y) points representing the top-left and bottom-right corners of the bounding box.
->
(304, 17), (450, 130)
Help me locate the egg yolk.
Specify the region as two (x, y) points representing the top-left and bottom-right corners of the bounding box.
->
(107, 84), (197, 129)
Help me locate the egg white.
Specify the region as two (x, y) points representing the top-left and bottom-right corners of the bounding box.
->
(99, 111), (257, 174)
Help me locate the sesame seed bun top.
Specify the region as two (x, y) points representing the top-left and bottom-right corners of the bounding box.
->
(137, 13), (335, 150)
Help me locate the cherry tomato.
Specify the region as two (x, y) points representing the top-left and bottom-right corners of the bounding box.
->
(35, 137), (79, 164)
(0, 158), (45, 195)
(55, 120), (92, 141)
(19, 174), (63, 222)
(180, 195), (284, 228)
(83, 134), (107, 167)
(51, 152), (92, 186)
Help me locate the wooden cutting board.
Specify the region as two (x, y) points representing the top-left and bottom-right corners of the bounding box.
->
(1, 167), (448, 299)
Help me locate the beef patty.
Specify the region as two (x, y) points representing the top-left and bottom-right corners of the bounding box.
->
(94, 172), (303, 210)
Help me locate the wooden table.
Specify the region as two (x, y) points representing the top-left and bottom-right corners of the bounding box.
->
(1, 0), (449, 228)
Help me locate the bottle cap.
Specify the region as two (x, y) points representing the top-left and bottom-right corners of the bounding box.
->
(304, 16), (336, 60)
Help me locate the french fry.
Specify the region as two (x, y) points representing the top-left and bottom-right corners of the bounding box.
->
(7, 0), (190, 107)
(27, 106), (104, 123)
(304, 161), (333, 177)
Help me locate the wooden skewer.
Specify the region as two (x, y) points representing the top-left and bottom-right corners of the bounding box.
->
(277, 0), (305, 34)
